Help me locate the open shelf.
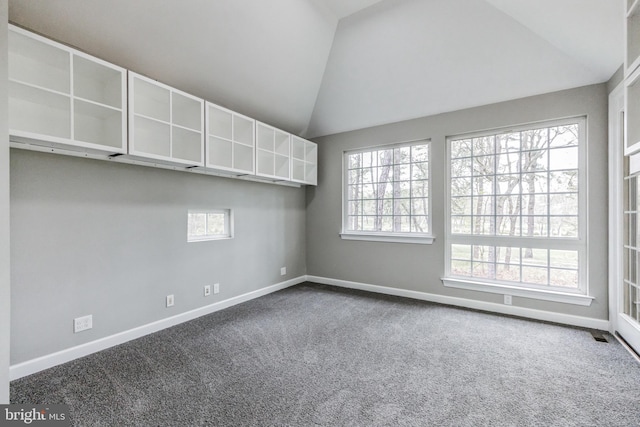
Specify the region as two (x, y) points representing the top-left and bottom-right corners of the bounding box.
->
(131, 115), (171, 158)
(74, 99), (122, 148)
(9, 28), (70, 94)
(73, 54), (123, 109)
(9, 81), (71, 139)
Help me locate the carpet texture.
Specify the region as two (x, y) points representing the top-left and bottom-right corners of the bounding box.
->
(10, 282), (640, 426)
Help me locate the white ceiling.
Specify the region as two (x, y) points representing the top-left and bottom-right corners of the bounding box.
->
(8, 0), (624, 139)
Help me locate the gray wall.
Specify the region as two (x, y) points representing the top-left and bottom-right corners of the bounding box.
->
(307, 84), (609, 321)
(607, 65), (624, 95)
(10, 151), (307, 364)
(1, 0), (9, 404)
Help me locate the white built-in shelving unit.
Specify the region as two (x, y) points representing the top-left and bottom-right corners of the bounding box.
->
(8, 24), (126, 154)
(206, 102), (255, 175)
(626, 0), (640, 155)
(128, 72), (204, 167)
(291, 135), (318, 186)
(8, 25), (317, 186)
(256, 121), (291, 181)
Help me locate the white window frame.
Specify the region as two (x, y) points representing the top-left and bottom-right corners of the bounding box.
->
(340, 139), (434, 244)
(187, 209), (233, 242)
(442, 117), (593, 306)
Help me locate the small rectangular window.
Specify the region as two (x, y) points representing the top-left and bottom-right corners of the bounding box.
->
(187, 209), (233, 242)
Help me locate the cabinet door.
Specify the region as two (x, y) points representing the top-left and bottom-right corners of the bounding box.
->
(206, 102), (255, 174)
(9, 25), (127, 154)
(290, 136), (317, 185)
(129, 72), (204, 166)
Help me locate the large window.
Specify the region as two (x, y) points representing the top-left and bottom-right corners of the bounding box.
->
(342, 140), (432, 244)
(444, 118), (587, 297)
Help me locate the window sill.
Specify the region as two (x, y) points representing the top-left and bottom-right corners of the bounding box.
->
(340, 232), (435, 245)
(441, 277), (593, 306)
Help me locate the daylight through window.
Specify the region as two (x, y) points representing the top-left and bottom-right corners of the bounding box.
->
(343, 140), (431, 239)
(187, 209), (232, 242)
(446, 118), (586, 292)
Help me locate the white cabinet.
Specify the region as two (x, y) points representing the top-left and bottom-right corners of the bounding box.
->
(255, 122), (291, 181)
(206, 102), (255, 174)
(128, 72), (204, 166)
(8, 24), (126, 154)
(290, 136), (317, 186)
(627, 0), (640, 77)
(626, 0), (640, 155)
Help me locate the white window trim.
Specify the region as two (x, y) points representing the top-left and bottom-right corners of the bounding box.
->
(443, 116), (590, 299)
(341, 139), (435, 244)
(441, 277), (593, 306)
(187, 209), (234, 242)
(340, 231), (434, 244)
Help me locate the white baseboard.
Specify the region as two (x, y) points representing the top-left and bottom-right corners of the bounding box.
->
(10, 276), (306, 380)
(305, 275), (610, 331)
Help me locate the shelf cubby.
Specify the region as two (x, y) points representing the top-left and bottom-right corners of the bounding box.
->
(8, 28), (70, 94)
(290, 136), (318, 185)
(172, 126), (203, 163)
(626, 66), (640, 155)
(74, 99), (122, 148)
(8, 25), (126, 154)
(9, 81), (71, 139)
(73, 55), (123, 109)
(128, 72), (204, 166)
(627, 0), (640, 76)
(255, 121), (291, 181)
(206, 102), (255, 174)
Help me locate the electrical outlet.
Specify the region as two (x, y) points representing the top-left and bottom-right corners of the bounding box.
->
(204, 285), (211, 296)
(74, 315), (92, 333)
(504, 295), (512, 305)
(213, 283), (220, 294)
(280, 267), (287, 276)
(166, 294), (175, 307)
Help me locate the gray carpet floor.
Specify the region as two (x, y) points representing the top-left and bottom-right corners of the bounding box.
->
(10, 282), (640, 426)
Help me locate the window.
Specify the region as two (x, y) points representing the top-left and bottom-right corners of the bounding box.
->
(341, 140), (433, 244)
(444, 118), (590, 302)
(187, 209), (233, 242)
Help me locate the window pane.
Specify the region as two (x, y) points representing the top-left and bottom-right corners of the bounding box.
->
(345, 141), (430, 236)
(522, 266), (548, 285)
(549, 147), (578, 170)
(446, 119), (584, 293)
(550, 269), (578, 288)
(451, 157), (472, 177)
(206, 213), (225, 235)
(451, 139), (472, 159)
(550, 250), (578, 269)
(451, 244), (472, 260)
(451, 260), (472, 276)
(451, 216), (472, 234)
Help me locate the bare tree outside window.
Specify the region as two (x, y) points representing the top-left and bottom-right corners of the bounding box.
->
(448, 120), (583, 290)
(345, 141), (430, 235)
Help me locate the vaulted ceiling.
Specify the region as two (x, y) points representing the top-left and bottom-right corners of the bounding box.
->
(8, 0), (623, 139)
